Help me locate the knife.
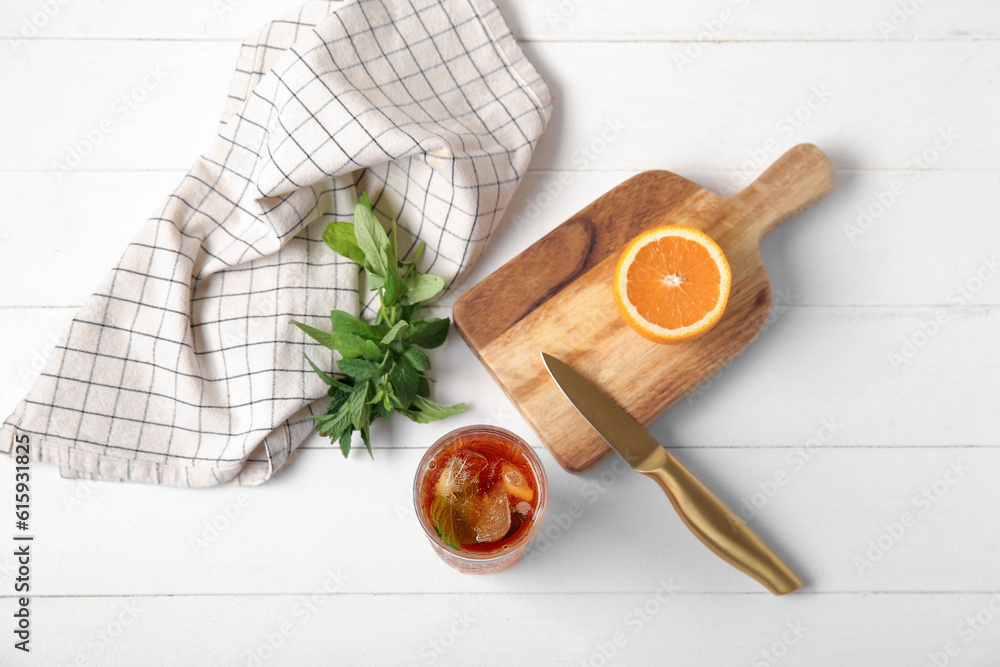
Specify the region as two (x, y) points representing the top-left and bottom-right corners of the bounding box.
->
(541, 352), (802, 596)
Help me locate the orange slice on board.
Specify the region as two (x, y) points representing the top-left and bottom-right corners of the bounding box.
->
(612, 225), (732, 344)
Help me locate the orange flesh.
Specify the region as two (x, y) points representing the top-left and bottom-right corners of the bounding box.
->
(625, 236), (722, 328)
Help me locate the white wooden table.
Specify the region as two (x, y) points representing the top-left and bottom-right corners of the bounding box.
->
(1, 1), (998, 664)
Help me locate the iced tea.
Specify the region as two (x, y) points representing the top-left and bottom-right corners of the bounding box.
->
(413, 425), (547, 573)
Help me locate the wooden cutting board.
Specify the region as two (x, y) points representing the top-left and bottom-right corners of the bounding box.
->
(453, 144), (835, 473)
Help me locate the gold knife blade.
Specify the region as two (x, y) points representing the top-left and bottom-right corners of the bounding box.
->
(541, 352), (802, 596)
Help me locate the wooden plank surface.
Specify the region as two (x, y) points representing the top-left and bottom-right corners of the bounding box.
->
(1, 0), (996, 40)
(3, 169), (998, 308)
(0, 0), (996, 664)
(1, 447), (999, 596)
(4, 592), (1000, 666)
(2, 41), (996, 172)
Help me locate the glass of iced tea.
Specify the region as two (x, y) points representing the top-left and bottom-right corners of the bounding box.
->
(413, 425), (548, 573)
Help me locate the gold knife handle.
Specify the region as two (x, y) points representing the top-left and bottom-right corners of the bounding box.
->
(642, 450), (802, 595)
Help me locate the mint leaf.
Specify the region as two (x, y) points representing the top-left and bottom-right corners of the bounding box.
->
(402, 347), (430, 372)
(353, 201), (392, 277)
(338, 431), (352, 457)
(291, 321), (336, 349)
(322, 221), (367, 266)
(330, 310), (381, 341)
(337, 358), (383, 381)
(349, 380), (372, 431)
(405, 318), (450, 349)
(325, 385), (352, 416)
(312, 397), (352, 440)
(380, 320), (409, 345)
(388, 358), (420, 407)
(360, 426), (373, 458)
(430, 495), (463, 551)
(303, 353), (343, 387)
(405, 274), (445, 303)
(332, 332), (382, 361)
(400, 395), (467, 424)
(381, 266), (407, 308)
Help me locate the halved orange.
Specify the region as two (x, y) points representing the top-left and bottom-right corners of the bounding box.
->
(613, 225), (731, 344)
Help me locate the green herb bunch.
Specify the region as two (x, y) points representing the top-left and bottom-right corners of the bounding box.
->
(292, 192), (466, 457)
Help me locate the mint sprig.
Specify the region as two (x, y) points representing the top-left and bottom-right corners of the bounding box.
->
(293, 192), (466, 457)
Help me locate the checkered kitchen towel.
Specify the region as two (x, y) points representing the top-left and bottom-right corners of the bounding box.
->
(1, 0), (551, 486)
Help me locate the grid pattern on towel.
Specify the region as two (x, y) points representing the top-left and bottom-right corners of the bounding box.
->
(0, 0), (551, 486)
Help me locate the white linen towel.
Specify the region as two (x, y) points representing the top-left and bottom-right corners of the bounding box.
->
(1, 0), (551, 486)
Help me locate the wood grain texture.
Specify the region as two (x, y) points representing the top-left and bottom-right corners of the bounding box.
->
(455, 145), (835, 472)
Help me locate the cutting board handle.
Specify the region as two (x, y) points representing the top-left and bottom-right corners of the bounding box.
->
(731, 143), (835, 241)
